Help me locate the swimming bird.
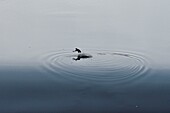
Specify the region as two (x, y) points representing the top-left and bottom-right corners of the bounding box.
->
(72, 48), (92, 61)
(73, 48), (81, 53)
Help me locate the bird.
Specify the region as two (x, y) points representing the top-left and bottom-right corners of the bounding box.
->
(73, 48), (81, 53)
(72, 48), (92, 61)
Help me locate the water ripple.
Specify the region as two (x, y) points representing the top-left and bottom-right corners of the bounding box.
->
(39, 49), (151, 84)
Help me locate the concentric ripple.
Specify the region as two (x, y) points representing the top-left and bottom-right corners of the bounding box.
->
(39, 49), (151, 84)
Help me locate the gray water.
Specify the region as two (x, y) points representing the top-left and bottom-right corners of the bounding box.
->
(1, 0), (170, 112)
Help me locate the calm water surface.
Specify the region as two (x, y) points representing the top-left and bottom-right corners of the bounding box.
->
(1, 0), (170, 112)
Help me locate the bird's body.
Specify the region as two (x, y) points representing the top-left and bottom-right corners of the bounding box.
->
(77, 53), (92, 58)
(73, 48), (81, 53)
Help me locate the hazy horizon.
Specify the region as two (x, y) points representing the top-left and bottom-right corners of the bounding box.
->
(1, 0), (170, 67)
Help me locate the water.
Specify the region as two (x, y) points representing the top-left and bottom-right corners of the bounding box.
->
(1, 0), (170, 112)
(40, 49), (150, 84)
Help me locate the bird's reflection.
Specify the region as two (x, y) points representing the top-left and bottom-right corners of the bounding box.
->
(72, 54), (92, 61)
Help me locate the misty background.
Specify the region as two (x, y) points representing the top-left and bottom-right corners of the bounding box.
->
(0, 0), (170, 68)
